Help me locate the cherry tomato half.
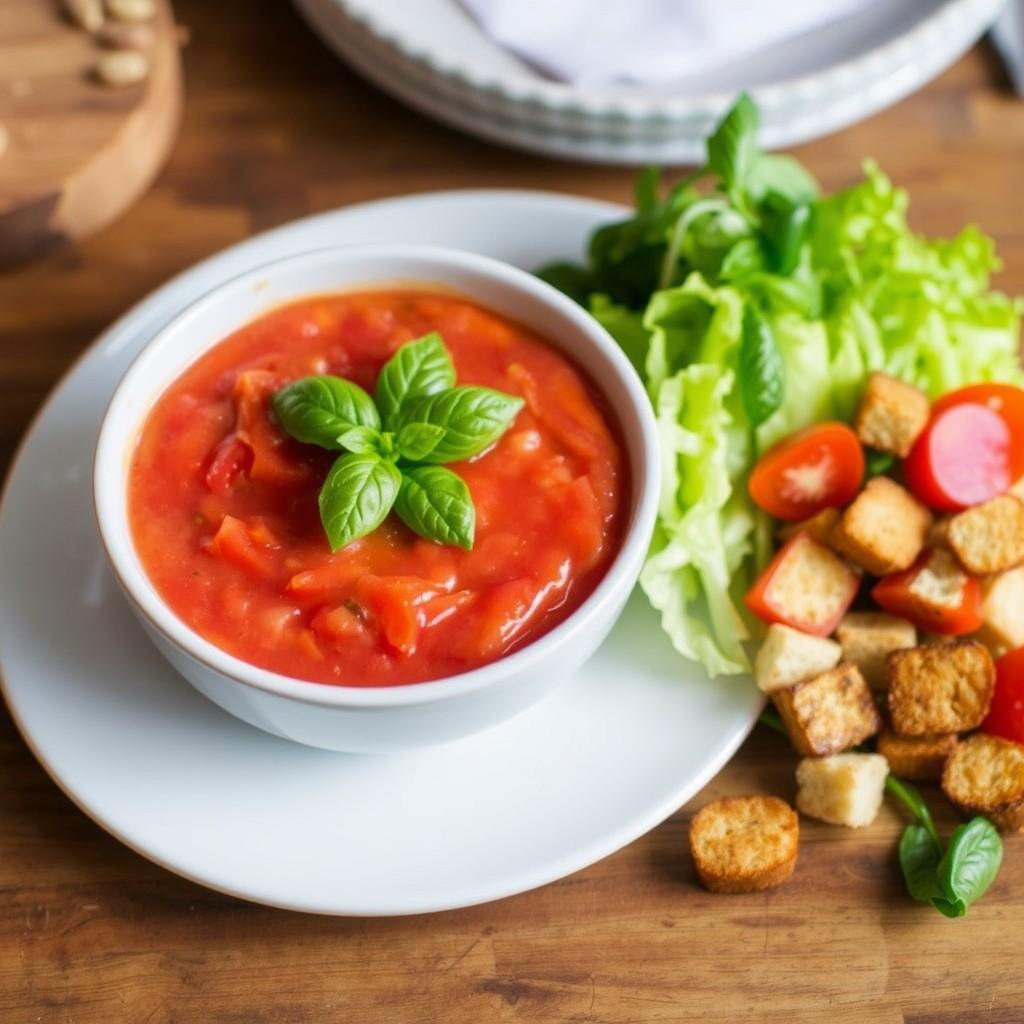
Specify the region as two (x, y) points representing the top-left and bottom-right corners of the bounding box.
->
(748, 422), (865, 522)
(871, 550), (983, 635)
(905, 384), (1024, 512)
(982, 647), (1024, 746)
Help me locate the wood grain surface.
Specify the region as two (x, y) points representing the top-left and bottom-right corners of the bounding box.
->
(0, 0), (183, 267)
(2, 4), (1024, 1021)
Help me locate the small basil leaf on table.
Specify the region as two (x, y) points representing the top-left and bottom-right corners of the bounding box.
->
(738, 305), (784, 428)
(375, 332), (455, 427)
(395, 422), (446, 462)
(898, 824), (944, 904)
(396, 386), (524, 463)
(394, 465), (475, 549)
(272, 375), (380, 447)
(336, 425), (381, 455)
(318, 452), (400, 551)
(937, 817), (1003, 912)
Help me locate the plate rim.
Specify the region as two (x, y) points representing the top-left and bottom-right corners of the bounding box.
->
(0, 188), (762, 915)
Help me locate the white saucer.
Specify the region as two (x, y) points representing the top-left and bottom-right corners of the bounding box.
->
(0, 191), (760, 915)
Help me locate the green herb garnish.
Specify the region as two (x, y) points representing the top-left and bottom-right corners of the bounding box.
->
(272, 333), (523, 551)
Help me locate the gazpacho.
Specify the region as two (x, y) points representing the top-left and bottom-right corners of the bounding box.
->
(128, 290), (627, 686)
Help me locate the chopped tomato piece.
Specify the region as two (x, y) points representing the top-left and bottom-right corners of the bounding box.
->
(554, 477), (603, 566)
(744, 533), (860, 635)
(310, 604), (372, 648)
(205, 434), (253, 493)
(355, 575), (445, 656)
(475, 578), (541, 658)
(905, 385), (1024, 511)
(420, 590), (473, 629)
(982, 647), (1024, 745)
(748, 423), (865, 521)
(209, 515), (276, 580)
(871, 549), (982, 635)
(234, 371), (311, 487)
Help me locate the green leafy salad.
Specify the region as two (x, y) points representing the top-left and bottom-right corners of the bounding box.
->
(539, 94), (1024, 677)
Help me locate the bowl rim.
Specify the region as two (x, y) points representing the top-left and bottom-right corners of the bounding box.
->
(93, 242), (659, 709)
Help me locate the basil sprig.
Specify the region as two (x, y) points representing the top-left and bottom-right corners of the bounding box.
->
(271, 333), (523, 551)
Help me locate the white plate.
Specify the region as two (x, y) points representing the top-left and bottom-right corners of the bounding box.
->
(294, 0), (1002, 164)
(0, 191), (760, 915)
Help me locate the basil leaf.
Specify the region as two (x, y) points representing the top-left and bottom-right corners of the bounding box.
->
(396, 386), (524, 463)
(272, 376), (379, 448)
(937, 817), (1003, 912)
(746, 154), (819, 205)
(706, 92), (759, 203)
(760, 194), (811, 276)
(394, 465), (475, 549)
(375, 332), (455, 427)
(337, 425), (380, 455)
(885, 777), (941, 846)
(395, 422), (445, 462)
(739, 306), (784, 428)
(318, 453), (400, 551)
(898, 824), (944, 904)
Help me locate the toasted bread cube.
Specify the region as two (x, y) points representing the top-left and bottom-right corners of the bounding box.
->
(833, 478), (932, 576)
(772, 664), (881, 756)
(754, 534), (860, 636)
(689, 795), (798, 893)
(926, 516), (952, 551)
(876, 729), (958, 782)
(942, 734), (1024, 833)
(854, 373), (930, 457)
(754, 624), (842, 694)
(835, 611), (917, 690)
(776, 508), (841, 547)
(887, 640), (995, 736)
(796, 753), (889, 828)
(948, 495), (1024, 576)
(980, 567), (1024, 653)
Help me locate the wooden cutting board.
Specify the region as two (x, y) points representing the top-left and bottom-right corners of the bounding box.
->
(0, 0), (182, 267)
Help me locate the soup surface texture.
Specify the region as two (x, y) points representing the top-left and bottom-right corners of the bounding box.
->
(129, 291), (627, 686)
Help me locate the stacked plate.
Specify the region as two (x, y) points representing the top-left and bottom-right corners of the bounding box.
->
(293, 0), (1003, 165)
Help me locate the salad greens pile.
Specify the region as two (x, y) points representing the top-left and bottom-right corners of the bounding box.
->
(272, 333), (523, 551)
(540, 94), (1024, 676)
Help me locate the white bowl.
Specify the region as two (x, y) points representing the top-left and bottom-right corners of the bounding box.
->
(94, 244), (660, 753)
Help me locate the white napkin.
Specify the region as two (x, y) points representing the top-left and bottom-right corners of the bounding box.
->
(460, 0), (875, 86)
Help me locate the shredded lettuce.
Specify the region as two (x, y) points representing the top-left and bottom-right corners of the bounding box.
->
(539, 98), (1023, 677)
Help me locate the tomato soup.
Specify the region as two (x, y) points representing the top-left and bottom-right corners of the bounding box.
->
(129, 291), (627, 686)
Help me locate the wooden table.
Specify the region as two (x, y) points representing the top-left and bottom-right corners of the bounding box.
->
(2, 4), (1023, 1021)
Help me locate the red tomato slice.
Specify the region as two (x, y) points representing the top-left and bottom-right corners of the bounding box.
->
(748, 423), (865, 521)
(905, 384), (1024, 511)
(205, 434), (253, 493)
(871, 550), (983, 635)
(983, 647), (1024, 745)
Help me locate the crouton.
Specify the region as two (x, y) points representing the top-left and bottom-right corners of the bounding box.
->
(836, 611), (917, 690)
(980, 567), (1024, 653)
(887, 640), (995, 736)
(948, 495), (1024, 576)
(689, 796), (799, 893)
(796, 753), (889, 827)
(854, 372), (930, 457)
(832, 478), (932, 576)
(942, 734), (1024, 833)
(876, 729), (958, 782)
(927, 516), (952, 551)
(776, 508), (841, 547)
(754, 624), (842, 694)
(751, 534), (860, 636)
(772, 664), (881, 756)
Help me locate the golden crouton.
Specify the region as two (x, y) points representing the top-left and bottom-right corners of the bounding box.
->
(876, 729), (958, 782)
(754, 623), (842, 694)
(758, 534), (860, 635)
(836, 611), (917, 690)
(796, 753), (889, 827)
(772, 664), (881, 756)
(942, 734), (1024, 833)
(689, 795), (799, 893)
(980, 567), (1024, 653)
(832, 478), (932, 576)
(948, 495), (1024, 576)
(854, 372), (930, 457)
(887, 641), (995, 736)
(776, 508), (841, 547)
